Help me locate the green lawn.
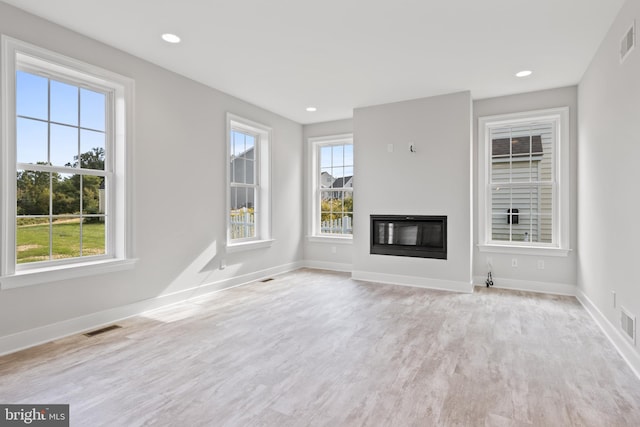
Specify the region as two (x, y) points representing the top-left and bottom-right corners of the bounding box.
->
(17, 221), (105, 264)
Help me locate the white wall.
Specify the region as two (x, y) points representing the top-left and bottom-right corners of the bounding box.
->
(473, 87), (578, 294)
(303, 119), (354, 271)
(0, 3), (303, 352)
(578, 0), (640, 366)
(352, 92), (473, 292)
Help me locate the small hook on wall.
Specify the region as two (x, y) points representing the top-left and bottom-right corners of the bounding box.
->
(409, 143), (417, 153)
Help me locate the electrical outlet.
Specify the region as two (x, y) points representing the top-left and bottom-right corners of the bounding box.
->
(387, 144), (394, 153)
(486, 257), (493, 269)
(537, 260), (545, 270)
(331, 246), (337, 254)
(511, 258), (518, 268)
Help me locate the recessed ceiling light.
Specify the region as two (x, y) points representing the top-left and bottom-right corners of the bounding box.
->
(306, 107), (317, 112)
(161, 33), (181, 44)
(516, 70), (533, 78)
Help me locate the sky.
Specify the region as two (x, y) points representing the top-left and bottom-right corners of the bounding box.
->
(16, 70), (106, 169)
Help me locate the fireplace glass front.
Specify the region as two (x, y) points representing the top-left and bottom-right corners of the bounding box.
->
(370, 215), (447, 259)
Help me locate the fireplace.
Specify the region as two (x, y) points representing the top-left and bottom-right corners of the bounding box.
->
(370, 215), (447, 259)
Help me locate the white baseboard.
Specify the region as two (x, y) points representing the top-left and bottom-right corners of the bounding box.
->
(0, 261), (303, 357)
(576, 290), (640, 380)
(352, 270), (473, 293)
(303, 260), (352, 273)
(473, 275), (576, 296)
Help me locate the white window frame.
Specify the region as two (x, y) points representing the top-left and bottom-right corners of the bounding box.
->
(0, 36), (136, 289)
(307, 134), (354, 243)
(226, 113), (272, 252)
(478, 107), (570, 256)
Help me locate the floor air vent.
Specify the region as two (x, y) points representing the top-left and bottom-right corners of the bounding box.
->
(620, 21), (636, 63)
(84, 325), (122, 337)
(620, 307), (636, 344)
(260, 278), (274, 283)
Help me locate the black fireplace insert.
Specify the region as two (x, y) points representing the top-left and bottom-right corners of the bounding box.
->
(370, 215), (447, 259)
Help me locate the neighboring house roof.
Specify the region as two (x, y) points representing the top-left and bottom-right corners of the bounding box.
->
(332, 176), (353, 188)
(492, 135), (543, 157)
(231, 146), (255, 161)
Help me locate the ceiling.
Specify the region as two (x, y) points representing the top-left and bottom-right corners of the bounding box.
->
(1, 0), (626, 124)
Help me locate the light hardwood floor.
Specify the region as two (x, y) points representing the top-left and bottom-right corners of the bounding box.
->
(1, 269), (640, 426)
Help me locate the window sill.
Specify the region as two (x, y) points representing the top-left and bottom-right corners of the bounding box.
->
(306, 235), (353, 244)
(1, 258), (138, 290)
(226, 239), (275, 253)
(478, 244), (571, 257)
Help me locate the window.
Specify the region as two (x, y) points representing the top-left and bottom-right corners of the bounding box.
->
(226, 114), (271, 250)
(309, 135), (353, 239)
(1, 37), (134, 288)
(478, 108), (569, 255)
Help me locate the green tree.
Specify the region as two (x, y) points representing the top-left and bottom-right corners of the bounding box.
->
(320, 195), (353, 222)
(17, 148), (105, 219)
(17, 168), (50, 216)
(65, 147), (105, 170)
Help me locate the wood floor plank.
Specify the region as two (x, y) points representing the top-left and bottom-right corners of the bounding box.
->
(1, 269), (639, 426)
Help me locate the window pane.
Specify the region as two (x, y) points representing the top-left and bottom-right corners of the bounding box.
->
(320, 168), (333, 188)
(80, 132), (106, 170)
(245, 145), (255, 160)
(230, 187), (238, 210)
(491, 185), (512, 241)
(17, 118), (48, 165)
(53, 173), (80, 215)
(82, 217), (106, 256)
(320, 146), (332, 168)
(491, 127), (512, 156)
(50, 123), (78, 167)
(537, 123), (555, 183)
(320, 189), (332, 201)
(539, 184), (553, 243)
(490, 183), (553, 244)
(230, 189), (255, 240)
(245, 159), (255, 185)
(331, 167), (345, 187)
(344, 144), (354, 167)
(344, 167), (354, 182)
(538, 214), (553, 244)
(16, 71), (48, 120)
(17, 218), (50, 264)
(17, 170), (50, 216)
(232, 158), (246, 184)
(82, 175), (103, 214)
(343, 193), (353, 214)
(491, 213), (511, 242)
(332, 145), (344, 166)
(80, 88), (106, 131)
(511, 209), (533, 242)
(320, 190), (352, 235)
(511, 152), (534, 183)
(491, 185), (511, 211)
(490, 158), (510, 184)
(245, 134), (255, 153)
(232, 131), (245, 157)
(50, 80), (78, 126)
(52, 219), (81, 259)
